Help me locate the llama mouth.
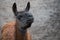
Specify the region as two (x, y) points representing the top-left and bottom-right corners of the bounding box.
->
(27, 19), (34, 23)
(26, 20), (32, 24)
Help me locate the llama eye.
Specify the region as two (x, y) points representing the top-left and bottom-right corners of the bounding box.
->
(17, 15), (23, 19)
(28, 15), (32, 17)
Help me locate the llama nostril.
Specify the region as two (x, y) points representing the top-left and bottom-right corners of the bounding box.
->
(27, 19), (32, 21)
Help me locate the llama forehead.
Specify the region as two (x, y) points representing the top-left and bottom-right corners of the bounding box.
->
(17, 11), (33, 17)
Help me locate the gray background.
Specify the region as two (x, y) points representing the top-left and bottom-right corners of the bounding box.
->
(0, 0), (60, 40)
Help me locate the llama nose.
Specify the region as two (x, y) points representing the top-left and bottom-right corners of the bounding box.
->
(27, 18), (34, 23)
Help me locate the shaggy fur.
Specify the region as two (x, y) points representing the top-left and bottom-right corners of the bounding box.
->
(2, 21), (31, 40)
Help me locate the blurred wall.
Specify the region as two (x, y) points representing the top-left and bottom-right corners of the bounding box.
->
(0, 0), (60, 40)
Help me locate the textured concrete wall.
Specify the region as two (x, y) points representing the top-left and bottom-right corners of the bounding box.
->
(0, 0), (60, 40)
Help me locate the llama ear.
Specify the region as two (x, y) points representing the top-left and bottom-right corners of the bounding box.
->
(25, 2), (30, 12)
(12, 3), (17, 16)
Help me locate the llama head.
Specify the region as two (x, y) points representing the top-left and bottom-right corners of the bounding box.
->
(12, 2), (34, 29)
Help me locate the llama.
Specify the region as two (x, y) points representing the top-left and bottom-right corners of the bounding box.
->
(2, 2), (34, 40)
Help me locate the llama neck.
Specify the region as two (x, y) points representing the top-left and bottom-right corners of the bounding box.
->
(16, 19), (27, 34)
(16, 20), (27, 40)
